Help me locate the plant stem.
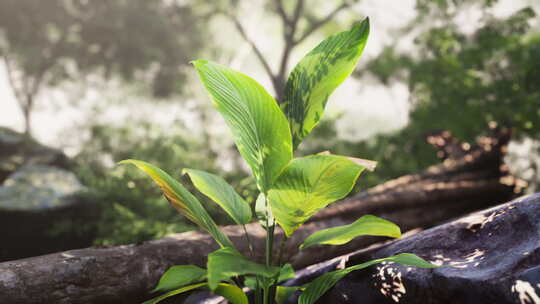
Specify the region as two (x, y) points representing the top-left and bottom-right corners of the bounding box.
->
(263, 194), (275, 304)
(242, 224), (255, 257)
(255, 276), (262, 304)
(277, 235), (287, 267)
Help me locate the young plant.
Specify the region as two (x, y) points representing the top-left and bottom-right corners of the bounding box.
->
(121, 18), (438, 304)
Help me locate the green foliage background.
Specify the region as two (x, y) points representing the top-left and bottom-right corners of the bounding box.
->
(75, 123), (257, 245)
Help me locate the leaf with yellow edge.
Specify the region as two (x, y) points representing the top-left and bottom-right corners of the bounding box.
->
(119, 159), (234, 249)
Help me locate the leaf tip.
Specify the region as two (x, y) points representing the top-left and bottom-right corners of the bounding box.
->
(191, 59), (209, 67)
(353, 17), (370, 36)
(117, 159), (135, 166)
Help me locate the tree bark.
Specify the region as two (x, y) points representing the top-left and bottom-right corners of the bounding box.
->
(0, 128), (519, 304)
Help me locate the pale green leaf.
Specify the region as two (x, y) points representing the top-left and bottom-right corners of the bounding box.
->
(143, 282), (248, 304)
(152, 265), (206, 293)
(269, 154), (365, 237)
(183, 168), (252, 225)
(207, 247), (280, 290)
(282, 18), (370, 149)
(119, 160), (234, 249)
(255, 193), (273, 229)
(192, 59), (292, 192)
(299, 253), (439, 304)
(300, 215), (401, 249)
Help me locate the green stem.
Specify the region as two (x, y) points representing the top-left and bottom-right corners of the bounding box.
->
(242, 225), (255, 257)
(263, 194), (275, 304)
(255, 276), (262, 304)
(276, 235), (287, 267)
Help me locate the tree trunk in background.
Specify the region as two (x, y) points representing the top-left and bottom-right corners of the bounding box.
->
(0, 127), (520, 304)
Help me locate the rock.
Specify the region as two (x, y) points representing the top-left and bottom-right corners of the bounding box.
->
(0, 165), (84, 211)
(0, 165), (97, 261)
(0, 127), (71, 184)
(285, 193), (540, 304)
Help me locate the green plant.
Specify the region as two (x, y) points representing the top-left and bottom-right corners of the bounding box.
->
(121, 18), (438, 304)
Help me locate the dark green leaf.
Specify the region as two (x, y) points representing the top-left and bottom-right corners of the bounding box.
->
(207, 247), (280, 290)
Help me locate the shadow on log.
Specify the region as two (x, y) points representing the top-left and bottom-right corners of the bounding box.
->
(0, 127), (521, 304)
(283, 193), (540, 304)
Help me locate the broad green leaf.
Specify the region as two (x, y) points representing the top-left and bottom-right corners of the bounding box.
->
(300, 215), (401, 249)
(269, 154), (365, 237)
(276, 286), (301, 304)
(207, 247), (280, 290)
(192, 59), (292, 192)
(299, 253), (438, 304)
(119, 160), (234, 249)
(143, 282), (248, 304)
(152, 265), (206, 293)
(255, 193), (273, 229)
(183, 168), (252, 225)
(282, 18), (370, 149)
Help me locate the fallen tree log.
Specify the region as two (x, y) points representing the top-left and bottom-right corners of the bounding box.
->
(0, 127), (521, 304)
(282, 193), (540, 304)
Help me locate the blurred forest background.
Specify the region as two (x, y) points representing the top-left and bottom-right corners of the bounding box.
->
(0, 0), (539, 249)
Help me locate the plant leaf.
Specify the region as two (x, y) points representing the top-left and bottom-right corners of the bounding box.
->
(275, 286), (301, 304)
(119, 160), (234, 249)
(214, 283), (250, 304)
(143, 282), (207, 304)
(192, 59), (292, 192)
(152, 265), (206, 293)
(269, 154), (365, 237)
(300, 215), (401, 249)
(244, 263), (295, 290)
(183, 168), (252, 225)
(143, 282), (248, 304)
(278, 263), (296, 282)
(255, 193), (273, 229)
(207, 247), (280, 290)
(282, 18), (370, 149)
(298, 253), (438, 304)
